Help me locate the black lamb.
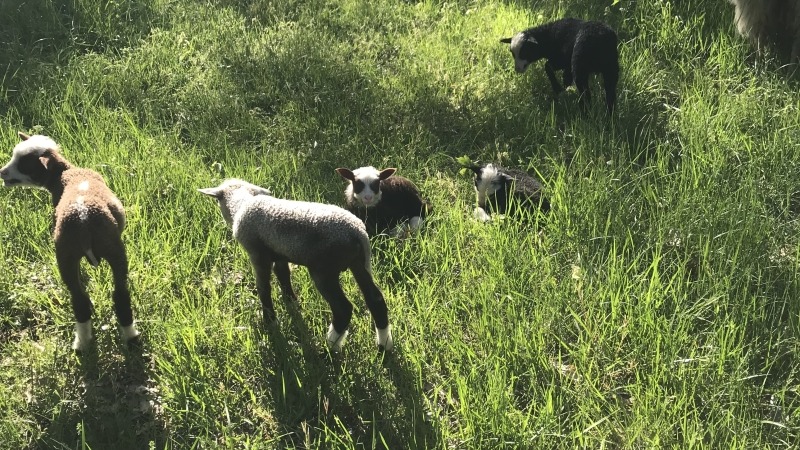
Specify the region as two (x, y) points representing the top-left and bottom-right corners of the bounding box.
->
(336, 166), (432, 236)
(501, 18), (619, 112)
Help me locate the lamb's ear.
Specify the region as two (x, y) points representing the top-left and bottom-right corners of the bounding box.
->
(526, 36), (538, 45)
(198, 187), (222, 198)
(500, 37), (512, 44)
(378, 168), (396, 180)
(469, 164), (483, 175)
(502, 173), (516, 184)
(18, 132), (30, 141)
(335, 168), (355, 181)
(38, 155), (51, 170)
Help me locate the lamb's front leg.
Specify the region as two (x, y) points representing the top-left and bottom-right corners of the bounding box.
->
(544, 61), (564, 94)
(247, 250), (276, 323)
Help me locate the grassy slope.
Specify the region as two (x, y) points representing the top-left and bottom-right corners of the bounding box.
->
(0, 0), (798, 448)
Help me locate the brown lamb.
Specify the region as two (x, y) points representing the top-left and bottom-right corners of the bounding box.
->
(0, 132), (140, 351)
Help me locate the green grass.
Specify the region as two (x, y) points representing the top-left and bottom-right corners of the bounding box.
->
(1, 0), (799, 448)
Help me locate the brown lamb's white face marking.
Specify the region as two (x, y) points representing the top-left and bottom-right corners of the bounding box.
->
(0, 134), (59, 188)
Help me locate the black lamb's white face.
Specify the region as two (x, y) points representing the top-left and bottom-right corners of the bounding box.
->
(337, 166), (396, 208)
(474, 164), (506, 208)
(503, 32), (540, 73)
(351, 167), (382, 207)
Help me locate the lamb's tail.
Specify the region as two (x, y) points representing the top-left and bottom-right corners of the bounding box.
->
(82, 228), (100, 267)
(77, 222), (100, 267)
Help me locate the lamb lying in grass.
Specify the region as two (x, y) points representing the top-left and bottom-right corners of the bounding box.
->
(470, 163), (550, 222)
(199, 178), (393, 351)
(335, 166), (431, 236)
(501, 18), (619, 112)
(0, 132), (140, 351)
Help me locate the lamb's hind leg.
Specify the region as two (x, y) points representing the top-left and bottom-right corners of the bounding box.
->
(350, 264), (392, 351)
(309, 269), (353, 351)
(573, 70), (591, 110)
(602, 64), (619, 113)
(571, 45), (593, 110)
(273, 260), (297, 301)
(56, 246), (94, 351)
(105, 237), (140, 345)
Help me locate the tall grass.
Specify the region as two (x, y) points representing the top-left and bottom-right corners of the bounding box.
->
(0, 0), (798, 448)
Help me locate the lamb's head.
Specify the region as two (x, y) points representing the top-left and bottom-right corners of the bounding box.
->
(0, 132), (65, 188)
(500, 32), (542, 73)
(471, 164), (512, 210)
(335, 166), (396, 208)
(198, 178), (272, 227)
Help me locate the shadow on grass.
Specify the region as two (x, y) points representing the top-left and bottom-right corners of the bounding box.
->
(32, 339), (167, 450)
(0, 0), (158, 119)
(258, 296), (440, 448)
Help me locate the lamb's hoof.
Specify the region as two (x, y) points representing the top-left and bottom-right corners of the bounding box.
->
(409, 216), (423, 231)
(72, 321), (94, 353)
(473, 207), (492, 223)
(376, 326), (393, 352)
(126, 334), (144, 350)
(72, 337), (94, 353)
(326, 324), (349, 352)
(121, 323), (141, 340)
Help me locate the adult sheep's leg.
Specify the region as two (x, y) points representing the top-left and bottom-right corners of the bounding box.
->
(273, 260), (297, 301)
(350, 264), (392, 351)
(247, 250), (276, 323)
(105, 238), (140, 344)
(56, 245), (94, 351)
(309, 269), (353, 351)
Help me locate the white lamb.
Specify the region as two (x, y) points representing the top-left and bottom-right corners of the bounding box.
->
(199, 178), (393, 351)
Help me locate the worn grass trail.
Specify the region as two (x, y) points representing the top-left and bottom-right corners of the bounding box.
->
(0, 0), (799, 448)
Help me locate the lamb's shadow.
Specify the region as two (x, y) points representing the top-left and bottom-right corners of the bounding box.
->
(258, 291), (440, 448)
(0, 1), (157, 120)
(31, 338), (167, 449)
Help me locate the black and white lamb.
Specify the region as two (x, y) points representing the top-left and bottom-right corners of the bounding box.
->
(335, 166), (431, 236)
(501, 18), (619, 112)
(0, 132), (140, 351)
(199, 178), (393, 351)
(727, 0), (800, 62)
(470, 163), (550, 222)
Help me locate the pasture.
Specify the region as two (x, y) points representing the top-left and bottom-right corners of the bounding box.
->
(0, 0), (798, 448)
